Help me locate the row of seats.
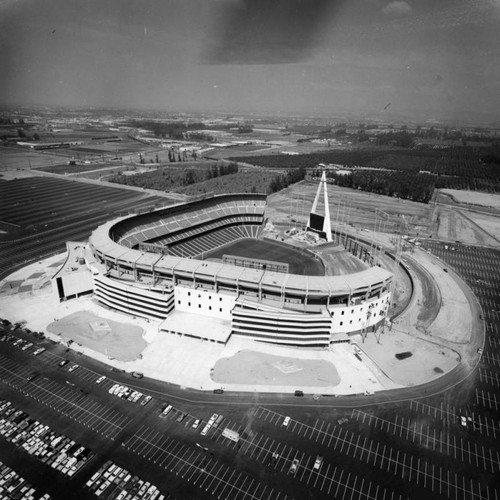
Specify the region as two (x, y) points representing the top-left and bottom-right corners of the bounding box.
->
(167, 225), (260, 258)
(119, 204), (265, 248)
(117, 200), (265, 242)
(151, 215), (261, 247)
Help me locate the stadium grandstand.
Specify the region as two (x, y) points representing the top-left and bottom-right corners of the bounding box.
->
(79, 193), (393, 347)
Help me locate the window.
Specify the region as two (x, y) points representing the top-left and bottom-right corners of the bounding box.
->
(219, 308), (222, 312)
(198, 304), (201, 308)
(209, 306), (212, 311)
(177, 300), (181, 304)
(188, 302), (191, 307)
(340, 321), (343, 326)
(350, 320), (352, 324)
(341, 311), (344, 316)
(198, 294), (201, 298)
(188, 291), (191, 296)
(219, 297), (223, 302)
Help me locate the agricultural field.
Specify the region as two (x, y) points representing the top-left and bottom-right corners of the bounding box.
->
(0, 147), (67, 172)
(0, 176), (169, 279)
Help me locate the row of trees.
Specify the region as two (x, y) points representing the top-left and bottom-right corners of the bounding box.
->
(232, 146), (500, 202)
(268, 166), (307, 194)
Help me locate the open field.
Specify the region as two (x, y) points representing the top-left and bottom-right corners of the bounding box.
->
(205, 237), (325, 275)
(269, 181), (500, 247)
(268, 180), (433, 235)
(0, 148), (69, 172)
(441, 189), (500, 208)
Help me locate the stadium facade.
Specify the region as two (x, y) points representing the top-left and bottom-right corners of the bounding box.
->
(80, 193), (392, 347)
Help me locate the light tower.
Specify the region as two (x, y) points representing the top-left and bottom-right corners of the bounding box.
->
(306, 171), (332, 242)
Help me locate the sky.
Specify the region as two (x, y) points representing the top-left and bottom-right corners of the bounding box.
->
(1, 0), (499, 124)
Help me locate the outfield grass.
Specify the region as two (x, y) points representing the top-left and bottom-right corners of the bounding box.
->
(204, 237), (325, 276)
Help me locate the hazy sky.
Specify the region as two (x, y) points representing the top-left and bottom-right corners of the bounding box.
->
(1, 0), (499, 123)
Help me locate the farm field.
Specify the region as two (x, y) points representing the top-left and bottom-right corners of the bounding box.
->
(0, 148), (68, 172)
(0, 176), (168, 279)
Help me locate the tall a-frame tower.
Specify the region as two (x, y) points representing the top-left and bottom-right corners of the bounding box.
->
(306, 171), (332, 242)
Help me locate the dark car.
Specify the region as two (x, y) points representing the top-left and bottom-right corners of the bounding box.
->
(213, 388), (224, 394)
(294, 390), (304, 397)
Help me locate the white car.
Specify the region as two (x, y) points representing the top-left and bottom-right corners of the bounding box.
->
(313, 456), (323, 471)
(96, 376), (106, 384)
(68, 364), (79, 373)
(289, 458), (299, 474)
(141, 395), (152, 406)
(460, 416), (467, 427)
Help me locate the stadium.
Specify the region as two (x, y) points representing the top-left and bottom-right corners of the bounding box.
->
(73, 190), (393, 348)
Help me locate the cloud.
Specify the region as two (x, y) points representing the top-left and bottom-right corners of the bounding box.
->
(382, 1), (412, 17)
(202, 0), (337, 65)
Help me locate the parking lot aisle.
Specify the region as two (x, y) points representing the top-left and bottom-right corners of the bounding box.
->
(482, 352), (500, 367)
(409, 399), (463, 424)
(351, 409), (500, 473)
(256, 406), (492, 499)
(124, 425), (284, 500)
(0, 358), (130, 439)
(478, 368), (500, 388)
(476, 389), (500, 410)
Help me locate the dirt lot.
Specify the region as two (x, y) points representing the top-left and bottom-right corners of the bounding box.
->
(47, 310), (146, 362)
(270, 181), (500, 248)
(212, 349), (340, 387)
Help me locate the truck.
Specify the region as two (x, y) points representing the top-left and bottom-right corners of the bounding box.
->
(221, 428), (240, 443)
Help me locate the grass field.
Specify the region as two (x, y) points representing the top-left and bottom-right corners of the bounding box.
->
(204, 237), (325, 276)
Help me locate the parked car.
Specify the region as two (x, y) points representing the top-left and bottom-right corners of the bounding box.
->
(289, 458), (299, 474)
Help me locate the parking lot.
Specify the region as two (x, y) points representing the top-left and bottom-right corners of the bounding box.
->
(0, 354), (130, 440)
(0, 239), (499, 499)
(254, 406), (495, 499)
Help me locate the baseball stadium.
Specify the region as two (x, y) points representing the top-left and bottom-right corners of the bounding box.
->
(59, 179), (394, 348)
